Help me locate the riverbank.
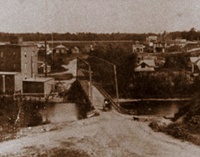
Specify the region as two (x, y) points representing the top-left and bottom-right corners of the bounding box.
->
(149, 99), (200, 147)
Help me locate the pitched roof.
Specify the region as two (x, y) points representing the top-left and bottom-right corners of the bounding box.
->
(139, 59), (155, 67)
(187, 48), (200, 53)
(190, 57), (200, 63)
(23, 77), (54, 82)
(0, 72), (19, 75)
(54, 44), (68, 50)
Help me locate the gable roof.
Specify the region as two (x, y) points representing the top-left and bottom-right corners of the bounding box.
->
(190, 57), (200, 64)
(139, 59), (155, 67)
(54, 44), (68, 50)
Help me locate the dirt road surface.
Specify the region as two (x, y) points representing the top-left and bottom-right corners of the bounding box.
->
(0, 110), (200, 157)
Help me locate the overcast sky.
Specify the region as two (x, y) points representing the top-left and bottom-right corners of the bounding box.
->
(0, 0), (200, 33)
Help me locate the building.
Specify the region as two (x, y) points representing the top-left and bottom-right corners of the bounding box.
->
(0, 72), (22, 94)
(38, 61), (51, 74)
(154, 42), (165, 53)
(145, 35), (166, 53)
(146, 35), (158, 46)
(71, 46), (80, 54)
(0, 44), (38, 79)
(37, 43), (51, 62)
(0, 40), (55, 96)
(135, 59), (156, 72)
(190, 57), (200, 75)
(174, 39), (187, 47)
(52, 44), (69, 62)
(23, 77), (54, 96)
(133, 44), (145, 53)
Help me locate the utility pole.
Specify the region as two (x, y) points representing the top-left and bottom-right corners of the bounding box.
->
(45, 38), (48, 77)
(89, 65), (93, 105)
(113, 65), (119, 105)
(51, 33), (54, 50)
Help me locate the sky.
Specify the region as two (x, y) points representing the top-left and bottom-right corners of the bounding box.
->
(0, 0), (200, 33)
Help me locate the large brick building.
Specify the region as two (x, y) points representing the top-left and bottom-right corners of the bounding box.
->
(0, 44), (38, 79)
(0, 41), (54, 95)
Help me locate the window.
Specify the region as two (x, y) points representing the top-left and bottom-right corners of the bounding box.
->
(32, 51), (35, 56)
(13, 64), (16, 70)
(0, 63), (4, 69)
(24, 52), (27, 57)
(13, 52), (16, 57)
(24, 63), (27, 71)
(141, 63), (146, 68)
(0, 52), (3, 58)
(6, 77), (11, 82)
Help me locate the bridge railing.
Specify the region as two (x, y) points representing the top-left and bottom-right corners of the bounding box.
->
(87, 56), (119, 104)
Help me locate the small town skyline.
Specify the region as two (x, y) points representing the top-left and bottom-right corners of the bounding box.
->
(0, 0), (200, 34)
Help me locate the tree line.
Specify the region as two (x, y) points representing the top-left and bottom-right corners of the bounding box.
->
(0, 32), (146, 42)
(0, 28), (200, 42)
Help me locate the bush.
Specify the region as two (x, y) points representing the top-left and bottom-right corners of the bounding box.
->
(149, 121), (165, 132)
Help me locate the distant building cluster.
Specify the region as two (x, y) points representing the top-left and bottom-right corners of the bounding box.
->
(132, 34), (200, 73)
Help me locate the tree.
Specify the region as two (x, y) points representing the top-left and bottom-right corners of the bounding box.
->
(188, 27), (198, 41)
(163, 53), (190, 70)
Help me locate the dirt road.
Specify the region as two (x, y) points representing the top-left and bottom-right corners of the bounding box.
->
(0, 110), (200, 157)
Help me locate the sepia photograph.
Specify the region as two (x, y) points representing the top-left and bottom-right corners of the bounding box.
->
(0, 0), (200, 156)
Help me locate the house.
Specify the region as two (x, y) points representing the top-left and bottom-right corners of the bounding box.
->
(37, 61), (51, 74)
(190, 57), (200, 74)
(71, 46), (79, 54)
(153, 42), (165, 53)
(146, 36), (158, 49)
(133, 44), (145, 53)
(135, 59), (156, 72)
(146, 36), (158, 43)
(52, 44), (69, 62)
(174, 39), (187, 47)
(145, 36), (165, 53)
(37, 43), (51, 62)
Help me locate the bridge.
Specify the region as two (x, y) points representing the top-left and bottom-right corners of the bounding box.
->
(76, 57), (192, 115)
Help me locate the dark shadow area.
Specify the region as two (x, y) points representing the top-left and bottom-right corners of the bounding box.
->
(120, 101), (186, 116)
(66, 80), (94, 119)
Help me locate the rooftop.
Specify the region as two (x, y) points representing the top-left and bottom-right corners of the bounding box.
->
(139, 59), (156, 67)
(190, 57), (200, 63)
(54, 44), (68, 50)
(0, 43), (37, 47)
(23, 77), (54, 82)
(0, 71), (20, 75)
